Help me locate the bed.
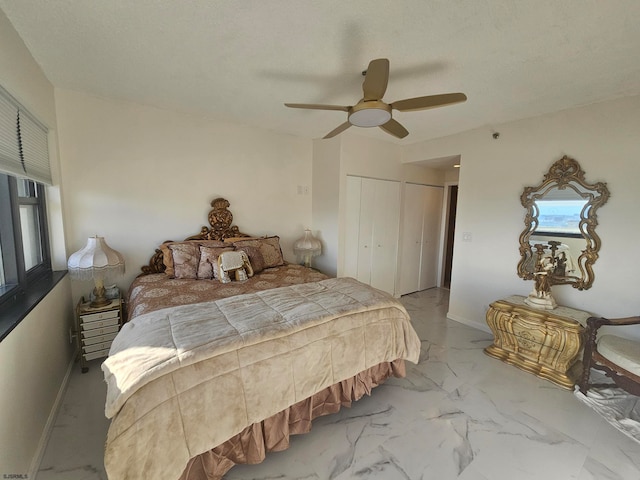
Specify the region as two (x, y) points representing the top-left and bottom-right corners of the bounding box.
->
(102, 198), (421, 480)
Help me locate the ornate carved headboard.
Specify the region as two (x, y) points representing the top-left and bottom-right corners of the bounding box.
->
(140, 197), (249, 275)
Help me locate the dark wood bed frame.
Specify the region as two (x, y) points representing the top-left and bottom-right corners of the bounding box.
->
(140, 197), (249, 275)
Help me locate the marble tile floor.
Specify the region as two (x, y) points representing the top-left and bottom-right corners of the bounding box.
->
(37, 288), (640, 480)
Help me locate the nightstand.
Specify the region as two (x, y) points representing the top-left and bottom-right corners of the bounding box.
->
(75, 296), (123, 373)
(484, 295), (590, 389)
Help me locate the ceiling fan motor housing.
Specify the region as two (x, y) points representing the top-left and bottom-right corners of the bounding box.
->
(348, 101), (392, 127)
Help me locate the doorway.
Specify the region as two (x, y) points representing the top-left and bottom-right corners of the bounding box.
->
(442, 184), (458, 289)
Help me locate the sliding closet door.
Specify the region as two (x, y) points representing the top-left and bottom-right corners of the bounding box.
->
(370, 178), (400, 295)
(356, 177), (376, 285)
(344, 176), (362, 280)
(343, 176), (400, 296)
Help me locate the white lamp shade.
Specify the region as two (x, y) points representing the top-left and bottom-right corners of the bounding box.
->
(67, 236), (125, 281)
(293, 229), (322, 257)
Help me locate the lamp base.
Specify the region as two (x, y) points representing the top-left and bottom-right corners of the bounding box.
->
(90, 286), (110, 308)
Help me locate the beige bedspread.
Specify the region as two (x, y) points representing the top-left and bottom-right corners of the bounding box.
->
(102, 277), (421, 480)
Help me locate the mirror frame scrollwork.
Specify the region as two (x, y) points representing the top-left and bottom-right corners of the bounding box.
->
(517, 155), (610, 290)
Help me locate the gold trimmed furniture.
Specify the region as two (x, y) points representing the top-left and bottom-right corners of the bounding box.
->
(579, 315), (640, 396)
(141, 197), (249, 275)
(485, 295), (590, 389)
(517, 155), (609, 291)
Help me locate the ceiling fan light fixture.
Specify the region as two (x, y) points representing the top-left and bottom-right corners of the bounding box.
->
(285, 58), (467, 139)
(348, 101), (392, 127)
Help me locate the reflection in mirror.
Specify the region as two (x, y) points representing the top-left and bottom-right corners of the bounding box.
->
(517, 156), (610, 290)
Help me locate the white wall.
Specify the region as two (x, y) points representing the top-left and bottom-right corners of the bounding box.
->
(54, 89), (314, 295)
(404, 95), (640, 337)
(0, 278), (73, 475)
(0, 9), (74, 476)
(312, 138), (341, 276)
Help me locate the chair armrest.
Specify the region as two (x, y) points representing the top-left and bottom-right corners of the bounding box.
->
(586, 315), (640, 331)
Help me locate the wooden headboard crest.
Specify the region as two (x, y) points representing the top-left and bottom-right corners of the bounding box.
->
(140, 197), (249, 275)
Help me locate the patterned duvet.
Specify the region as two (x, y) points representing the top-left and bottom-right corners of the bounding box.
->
(126, 263), (328, 320)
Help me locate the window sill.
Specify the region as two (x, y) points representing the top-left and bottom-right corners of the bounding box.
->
(0, 270), (67, 342)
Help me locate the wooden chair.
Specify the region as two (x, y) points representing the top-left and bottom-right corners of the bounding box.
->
(579, 315), (640, 396)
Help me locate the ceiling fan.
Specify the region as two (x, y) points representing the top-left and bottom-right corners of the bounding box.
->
(285, 58), (467, 139)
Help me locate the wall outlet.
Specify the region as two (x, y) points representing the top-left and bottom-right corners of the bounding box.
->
(462, 232), (473, 242)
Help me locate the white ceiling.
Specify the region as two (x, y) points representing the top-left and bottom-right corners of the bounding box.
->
(1, 1), (640, 145)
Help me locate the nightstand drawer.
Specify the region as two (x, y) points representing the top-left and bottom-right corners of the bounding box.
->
(83, 332), (118, 346)
(82, 324), (120, 339)
(84, 348), (111, 361)
(81, 309), (120, 323)
(81, 317), (120, 331)
(83, 341), (114, 354)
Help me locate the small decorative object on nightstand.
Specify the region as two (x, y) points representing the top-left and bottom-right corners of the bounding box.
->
(484, 295), (590, 389)
(76, 294), (123, 373)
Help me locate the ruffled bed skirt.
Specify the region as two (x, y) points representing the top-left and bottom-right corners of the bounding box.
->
(179, 360), (406, 480)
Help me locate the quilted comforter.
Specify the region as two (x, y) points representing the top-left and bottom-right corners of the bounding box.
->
(102, 277), (421, 480)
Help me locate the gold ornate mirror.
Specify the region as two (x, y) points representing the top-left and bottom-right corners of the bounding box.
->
(517, 155), (610, 290)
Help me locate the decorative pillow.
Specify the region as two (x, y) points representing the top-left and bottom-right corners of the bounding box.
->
(234, 245), (265, 274)
(167, 243), (200, 279)
(160, 240), (226, 277)
(198, 246), (234, 279)
(233, 236), (284, 268)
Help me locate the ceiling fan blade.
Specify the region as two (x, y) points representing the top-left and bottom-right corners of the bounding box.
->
(285, 103), (350, 112)
(323, 121), (351, 139)
(391, 93), (467, 112)
(379, 118), (409, 139)
(362, 58), (389, 101)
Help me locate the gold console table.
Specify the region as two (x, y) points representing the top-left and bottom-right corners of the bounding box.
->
(484, 295), (590, 389)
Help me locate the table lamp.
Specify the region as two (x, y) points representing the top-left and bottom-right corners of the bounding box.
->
(293, 229), (322, 268)
(67, 236), (125, 307)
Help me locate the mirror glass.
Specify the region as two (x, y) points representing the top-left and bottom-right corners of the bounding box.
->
(517, 156), (610, 290)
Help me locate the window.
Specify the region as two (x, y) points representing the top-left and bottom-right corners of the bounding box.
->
(0, 173), (51, 304)
(535, 199), (587, 237)
(0, 84), (52, 316)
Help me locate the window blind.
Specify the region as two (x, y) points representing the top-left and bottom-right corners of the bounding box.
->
(0, 85), (51, 185)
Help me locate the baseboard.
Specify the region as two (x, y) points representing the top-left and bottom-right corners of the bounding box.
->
(29, 349), (78, 479)
(447, 312), (492, 334)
